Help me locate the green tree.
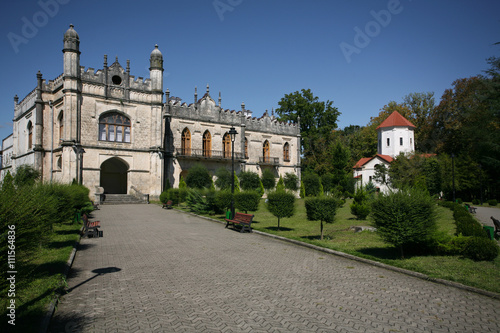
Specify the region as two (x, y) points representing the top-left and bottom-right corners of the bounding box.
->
(266, 190), (296, 231)
(283, 172), (299, 191)
(215, 168), (232, 190)
(302, 173), (322, 197)
(234, 191), (260, 213)
(261, 169), (276, 190)
(276, 176), (285, 191)
(179, 176), (187, 189)
(185, 164), (212, 189)
(350, 187), (370, 220)
(305, 196), (338, 240)
(13, 165), (40, 188)
(371, 188), (437, 258)
(239, 171), (261, 190)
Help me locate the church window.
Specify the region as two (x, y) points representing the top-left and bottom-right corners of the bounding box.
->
(263, 140), (270, 163)
(387, 138), (390, 146)
(244, 138), (248, 159)
(410, 138), (413, 146)
(181, 128), (191, 155)
(27, 121), (33, 150)
(223, 133), (231, 158)
(283, 142), (290, 162)
(99, 113), (131, 143)
(57, 156), (62, 170)
(203, 130), (211, 157)
(400, 137), (403, 146)
(58, 112), (64, 142)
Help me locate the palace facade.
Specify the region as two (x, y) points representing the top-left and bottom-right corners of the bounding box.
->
(0, 25), (301, 201)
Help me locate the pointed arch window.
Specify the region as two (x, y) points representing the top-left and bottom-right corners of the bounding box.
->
(283, 142), (290, 162)
(223, 133), (231, 158)
(99, 112), (131, 143)
(263, 140), (270, 163)
(181, 128), (191, 155)
(58, 112), (64, 143)
(27, 121), (33, 150)
(203, 130), (211, 157)
(244, 137), (249, 159)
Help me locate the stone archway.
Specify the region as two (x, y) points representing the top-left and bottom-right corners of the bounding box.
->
(100, 157), (128, 194)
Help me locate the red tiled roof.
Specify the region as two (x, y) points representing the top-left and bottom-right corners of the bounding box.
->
(376, 111), (415, 129)
(352, 154), (393, 168)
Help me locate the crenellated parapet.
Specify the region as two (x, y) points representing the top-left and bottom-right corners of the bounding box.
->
(167, 91), (298, 136)
(14, 88), (37, 119)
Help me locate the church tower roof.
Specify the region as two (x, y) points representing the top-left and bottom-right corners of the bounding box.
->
(63, 24), (79, 52)
(376, 111), (415, 129)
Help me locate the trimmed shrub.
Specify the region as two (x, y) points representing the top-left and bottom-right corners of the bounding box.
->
(456, 198), (463, 204)
(159, 191), (169, 204)
(215, 190), (233, 212)
(305, 196), (338, 240)
(462, 237), (499, 261)
(239, 171), (261, 190)
(13, 164), (41, 188)
(266, 190), (295, 230)
(350, 187), (370, 220)
(186, 189), (217, 215)
(350, 201), (370, 220)
(276, 176), (285, 191)
(185, 164), (212, 189)
(261, 169), (276, 190)
(215, 168), (231, 190)
(179, 176), (187, 189)
(488, 199), (498, 206)
(371, 188), (437, 258)
(234, 191), (261, 213)
(321, 173), (336, 194)
(453, 205), (486, 238)
(299, 180), (305, 198)
(472, 199), (480, 205)
(303, 173), (322, 197)
(283, 172), (299, 191)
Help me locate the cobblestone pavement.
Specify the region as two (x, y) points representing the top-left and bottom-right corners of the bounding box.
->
(49, 205), (500, 333)
(474, 206), (500, 228)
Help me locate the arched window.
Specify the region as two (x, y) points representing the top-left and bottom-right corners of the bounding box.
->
(58, 112), (64, 143)
(203, 130), (211, 157)
(223, 133), (231, 158)
(283, 142), (290, 162)
(99, 112), (131, 143)
(27, 121), (33, 150)
(57, 156), (62, 170)
(263, 140), (270, 163)
(244, 138), (248, 159)
(181, 128), (191, 155)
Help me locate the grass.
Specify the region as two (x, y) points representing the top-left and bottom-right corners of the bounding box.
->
(0, 221), (81, 333)
(175, 197), (500, 294)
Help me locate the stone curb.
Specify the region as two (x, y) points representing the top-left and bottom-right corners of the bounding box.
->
(39, 227), (83, 333)
(175, 207), (500, 300)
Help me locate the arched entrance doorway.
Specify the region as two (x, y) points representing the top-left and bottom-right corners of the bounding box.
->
(100, 157), (128, 194)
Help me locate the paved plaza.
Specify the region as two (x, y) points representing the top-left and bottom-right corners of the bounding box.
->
(49, 204), (500, 332)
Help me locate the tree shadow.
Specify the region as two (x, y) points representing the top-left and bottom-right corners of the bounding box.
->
(48, 311), (88, 333)
(358, 247), (401, 260)
(54, 229), (81, 235)
(265, 226), (294, 232)
(65, 267), (121, 293)
(300, 235), (321, 241)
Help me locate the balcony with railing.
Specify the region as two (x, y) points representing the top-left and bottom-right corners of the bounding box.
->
(259, 156), (280, 166)
(175, 148), (244, 160)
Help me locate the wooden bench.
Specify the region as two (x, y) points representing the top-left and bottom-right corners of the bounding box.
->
(82, 213), (102, 238)
(225, 212), (254, 233)
(491, 216), (500, 237)
(92, 201), (100, 210)
(162, 200), (173, 209)
(465, 204), (476, 214)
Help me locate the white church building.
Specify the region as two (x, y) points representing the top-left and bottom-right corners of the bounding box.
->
(353, 111), (415, 192)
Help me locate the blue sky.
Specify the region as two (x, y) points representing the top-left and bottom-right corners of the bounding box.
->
(1, 0), (499, 142)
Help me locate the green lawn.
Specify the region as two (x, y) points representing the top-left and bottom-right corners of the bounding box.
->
(177, 198), (500, 294)
(0, 222), (81, 333)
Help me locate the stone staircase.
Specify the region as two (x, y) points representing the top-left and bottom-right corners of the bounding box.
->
(101, 194), (146, 205)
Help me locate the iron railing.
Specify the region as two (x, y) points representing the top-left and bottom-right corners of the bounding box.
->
(259, 156), (280, 165)
(175, 148), (245, 160)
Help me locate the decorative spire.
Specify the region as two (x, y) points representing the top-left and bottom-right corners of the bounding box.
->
(206, 83), (209, 94)
(218, 91), (221, 106)
(241, 102), (245, 111)
(194, 86), (198, 104)
(126, 60), (130, 73)
(104, 55), (108, 67)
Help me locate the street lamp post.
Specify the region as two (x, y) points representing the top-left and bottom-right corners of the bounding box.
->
(229, 127), (238, 219)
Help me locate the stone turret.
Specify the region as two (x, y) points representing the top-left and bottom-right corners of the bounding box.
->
(149, 45), (163, 93)
(63, 24), (80, 78)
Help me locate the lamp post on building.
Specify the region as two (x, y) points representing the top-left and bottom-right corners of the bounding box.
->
(229, 127), (238, 219)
